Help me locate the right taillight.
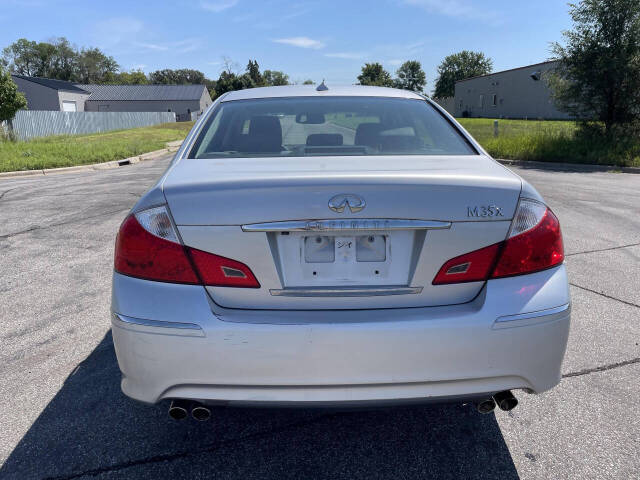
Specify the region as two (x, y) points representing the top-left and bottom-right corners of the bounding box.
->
(491, 198), (564, 279)
(114, 205), (260, 288)
(432, 198), (564, 285)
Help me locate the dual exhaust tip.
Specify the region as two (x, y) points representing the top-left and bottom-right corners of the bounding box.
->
(476, 390), (518, 414)
(169, 399), (211, 421)
(170, 391), (518, 420)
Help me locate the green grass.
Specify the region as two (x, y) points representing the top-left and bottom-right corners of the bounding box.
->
(0, 122), (194, 173)
(458, 118), (640, 167)
(3, 117), (638, 171)
(327, 115), (639, 167)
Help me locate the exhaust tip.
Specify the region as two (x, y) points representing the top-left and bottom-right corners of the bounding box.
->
(168, 400), (189, 420)
(191, 405), (211, 422)
(476, 398), (496, 414)
(493, 390), (518, 411)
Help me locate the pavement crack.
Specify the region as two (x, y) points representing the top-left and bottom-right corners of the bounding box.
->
(0, 208), (129, 239)
(41, 412), (340, 480)
(0, 187), (17, 202)
(562, 357), (640, 378)
(569, 282), (640, 308)
(566, 242), (640, 257)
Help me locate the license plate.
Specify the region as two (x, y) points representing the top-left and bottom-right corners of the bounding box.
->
(277, 230), (413, 287)
(304, 235), (386, 264)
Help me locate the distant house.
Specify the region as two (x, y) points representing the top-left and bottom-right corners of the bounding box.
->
(11, 75), (90, 112)
(453, 61), (572, 120)
(12, 76), (212, 121)
(80, 84), (212, 121)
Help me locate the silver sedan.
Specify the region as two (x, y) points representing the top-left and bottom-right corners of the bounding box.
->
(111, 85), (570, 420)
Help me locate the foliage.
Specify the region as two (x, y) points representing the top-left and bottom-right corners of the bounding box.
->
(433, 51), (493, 98)
(303, 79), (315, 85)
(393, 60), (426, 93)
(550, 0), (640, 133)
(2, 36), (294, 97)
(0, 66), (27, 123)
(105, 69), (149, 85)
(458, 118), (640, 167)
(0, 122), (194, 172)
(357, 63), (394, 87)
(149, 68), (206, 85)
(2, 37), (119, 83)
(263, 70), (290, 86)
(246, 60), (263, 86)
(75, 48), (119, 84)
(212, 60), (292, 97)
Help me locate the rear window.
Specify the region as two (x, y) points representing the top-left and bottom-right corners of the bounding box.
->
(189, 96), (476, 158)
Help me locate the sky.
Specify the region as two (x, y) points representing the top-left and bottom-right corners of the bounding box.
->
(0, 0), (573, 91)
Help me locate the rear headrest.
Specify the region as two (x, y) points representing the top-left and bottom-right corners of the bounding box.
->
(240, 115), (282, 152)
(306, 133), (343, 146)
(354, 123), (383, 146)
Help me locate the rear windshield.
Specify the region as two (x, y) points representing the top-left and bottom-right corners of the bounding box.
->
(189, 96), (476, 158)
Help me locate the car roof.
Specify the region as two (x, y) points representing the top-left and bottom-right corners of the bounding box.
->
(221, 85), (425, 102)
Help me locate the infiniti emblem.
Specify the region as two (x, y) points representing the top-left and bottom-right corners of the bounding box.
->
(328, 194), (366, 213)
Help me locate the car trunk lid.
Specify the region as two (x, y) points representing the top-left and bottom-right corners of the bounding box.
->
(163, 155), (521, 310)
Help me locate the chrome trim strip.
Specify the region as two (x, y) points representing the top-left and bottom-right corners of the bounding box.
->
(243, 219), (451, 232)
(496, 304), (571, 323)
(112, 313), (205, 337)
(270, 286), (423, 297)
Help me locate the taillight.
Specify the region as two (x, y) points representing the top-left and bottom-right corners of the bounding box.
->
(432, 243), (501, 285)
(114, 206), (259, 288)
(491, 199), (564, 279)
(432, 198), (564, 285)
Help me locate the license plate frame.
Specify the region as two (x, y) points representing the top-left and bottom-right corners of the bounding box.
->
(276, 230), (414, 287)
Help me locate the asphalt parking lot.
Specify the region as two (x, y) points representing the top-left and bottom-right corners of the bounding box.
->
(0, 156), (638, 479)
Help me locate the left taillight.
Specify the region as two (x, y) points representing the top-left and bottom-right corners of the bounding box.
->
(432, 198), (564, 285)
(114, 206), (259, 288)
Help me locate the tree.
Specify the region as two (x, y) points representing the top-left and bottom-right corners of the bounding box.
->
(107, 69), (149, 85)
(149, 69), (206, 85)
(302, 79), (315, 85)
(75, 48), (119, 83)
(49, 37), (77, 81)
(394, 60), (426, 93)
(433, 51), (493, 98)
(0, 67), (27, 123)
(550, 0), (640, 132)
(1, 37), (121, 83)
(2, 38), (39, 76)
(357, 62), (393, 87)
(214, 70), (252, 97)
(263, 70), (290, 86)
(246, 59), (263, 86)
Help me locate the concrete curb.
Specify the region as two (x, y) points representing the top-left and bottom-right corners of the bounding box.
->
(0, 141), (183, 179)
(497, 158), (640, 174)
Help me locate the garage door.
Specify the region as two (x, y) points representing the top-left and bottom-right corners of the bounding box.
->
(62, 101), (77, 112)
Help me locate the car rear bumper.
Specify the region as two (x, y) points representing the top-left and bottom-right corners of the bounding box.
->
(111, 266), (571, 405)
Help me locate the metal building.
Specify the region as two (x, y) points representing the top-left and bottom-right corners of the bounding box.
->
(453, 61), (571, 120)
(11, 76), (212, 121)
(81, 84), (212, 121)
(11, 75), (90, 112)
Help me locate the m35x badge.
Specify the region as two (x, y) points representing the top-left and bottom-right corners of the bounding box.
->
(467, 205), (504, 217)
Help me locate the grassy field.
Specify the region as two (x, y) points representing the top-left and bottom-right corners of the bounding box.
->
(2, 117), (638, 172)
(328, 115), (638, 167)
(458, 118), (640, 167)
(0, 122), (194, 173)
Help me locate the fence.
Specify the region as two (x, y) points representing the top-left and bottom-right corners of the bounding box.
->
(7, 110), (176, 141)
